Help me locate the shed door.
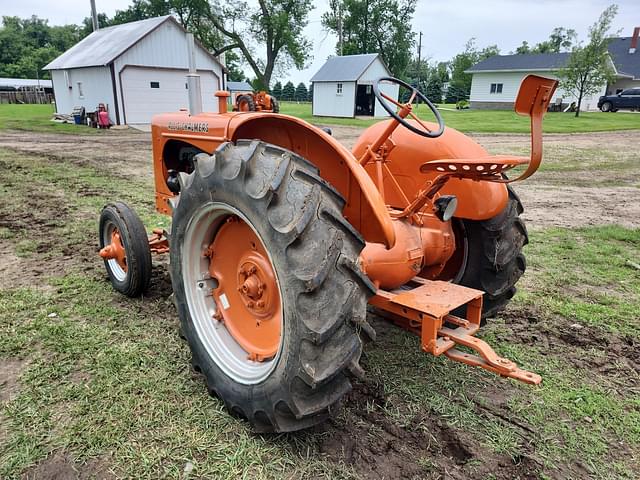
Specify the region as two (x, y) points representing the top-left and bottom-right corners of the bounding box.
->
(121, 67), (220, 124)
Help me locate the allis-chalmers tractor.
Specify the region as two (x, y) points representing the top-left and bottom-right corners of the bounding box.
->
(233, 90), (280, 113)
(99, 50), (557, 431)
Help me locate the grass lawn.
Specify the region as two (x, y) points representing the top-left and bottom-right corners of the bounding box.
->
(0, 104), (104, 134)
(2, 102), (639, 135)
(0, 133), (638, 478)
(279, 101), (640, 133)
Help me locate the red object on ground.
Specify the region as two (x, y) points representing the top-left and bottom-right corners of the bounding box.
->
(98, 110), (110, 128)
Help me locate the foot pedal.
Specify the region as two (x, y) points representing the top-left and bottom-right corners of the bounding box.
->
(369, 278), (541, 385)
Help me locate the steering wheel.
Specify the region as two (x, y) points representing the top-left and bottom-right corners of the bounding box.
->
(373, 76), (445, 138)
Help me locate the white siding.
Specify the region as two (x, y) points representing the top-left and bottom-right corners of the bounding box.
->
(357, 58), (397, 117)
(312, 81), (357, 117)
(470, 71), (606, 111)
(51, 66), (115, 123)
(113, 19), (223, 123)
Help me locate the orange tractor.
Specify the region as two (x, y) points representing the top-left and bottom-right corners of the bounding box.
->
(233, 90), (280, 113)
(99, 65), (557, 431)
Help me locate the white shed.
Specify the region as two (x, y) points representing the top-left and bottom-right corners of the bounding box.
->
(310, 54), (398, 118)
(44, 16), (224, 125)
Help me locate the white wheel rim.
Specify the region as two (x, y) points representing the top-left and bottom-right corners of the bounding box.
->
(102, 221), (127, 282)
(182, 202), (283, 385)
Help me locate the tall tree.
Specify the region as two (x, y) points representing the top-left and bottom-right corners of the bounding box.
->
(558, 5), (618, 117)
(271, 81), (283, 99)
(515, 27), (577, 55)
(206, 0), (313, 90)
(322, 0), (417, 76)
(449, 38), (499, 95)
(0, 16), (81, 79)
(294, 82), (308, 101)
(425, 76), (443, 103)
(282, 81), (295, 101)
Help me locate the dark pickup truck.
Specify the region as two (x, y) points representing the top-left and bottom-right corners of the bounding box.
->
(598, 88), (640, 112)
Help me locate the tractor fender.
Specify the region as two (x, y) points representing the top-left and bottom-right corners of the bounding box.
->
(352, 120), (509, 221)
(227, 113), (396, 246)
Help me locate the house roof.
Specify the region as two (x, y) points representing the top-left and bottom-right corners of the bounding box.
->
(607, 36), (640, 79)
(227, 81), (253, 91)
(467, 37), (640, 79)
(466, 52), (571, 73)
(310, 53), (384, 82)
(44, 15), (214, 70)
(0, 77), (52, 88)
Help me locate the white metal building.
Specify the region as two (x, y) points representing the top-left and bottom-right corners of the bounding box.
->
(44, 16), (224, 125)
(310, 54), (399, 118)
(466, 29), (640, 111)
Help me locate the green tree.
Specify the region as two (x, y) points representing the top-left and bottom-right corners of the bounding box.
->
(425, 77), (443, 103)
(271, 81), (283, 99)
(206, 0), (313, 90)
(282, 81), (295, 101)
(444, 81), (468, 104)
(0, 16), (80, 79)
(294, 82), (308, 101)
(515, 27), (577, 55)
(449, 39), (499, 97)
(322, 0), (416, 76)
(307, 84), (313, 102)
(558, 5), (618, 117)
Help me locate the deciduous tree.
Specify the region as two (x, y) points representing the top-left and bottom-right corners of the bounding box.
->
(558, 5), (618, 117)
(322, 0), (417, 77)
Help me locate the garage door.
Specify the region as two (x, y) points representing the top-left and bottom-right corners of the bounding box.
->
(121, 67), (220, 124)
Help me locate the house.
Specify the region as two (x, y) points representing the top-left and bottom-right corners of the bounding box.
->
(310, 54), (399, 118)
(44, 16), (224, 125)
(466, 27), (640, 110)
(226, 81), (253, 106)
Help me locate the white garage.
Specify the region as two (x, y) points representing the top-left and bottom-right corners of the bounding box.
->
(120, 67), (220, 124)
(45, 15), (224, 125)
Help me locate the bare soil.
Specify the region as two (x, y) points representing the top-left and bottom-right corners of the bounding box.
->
(0, 127), (638, 479)
(2, 128), (637, 230)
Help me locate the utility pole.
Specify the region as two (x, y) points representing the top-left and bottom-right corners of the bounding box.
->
(416, 31), (423, 103)
(90, 0), (99, 31)
(337, 3), (343, 56)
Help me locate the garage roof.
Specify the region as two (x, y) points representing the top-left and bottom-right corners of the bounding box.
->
(44, 16), (174, 70)
(466, 53), (571, 73)
(227, 81), (253, 91)
(608, 36), (640, 79)
(310, 54), (382, 82)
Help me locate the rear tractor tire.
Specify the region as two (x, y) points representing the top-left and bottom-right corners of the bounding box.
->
(99, 202), (152, 297)
(453, 186), (528, 319)
(236, 94), (256, 112)
(170, 140), (375, 432)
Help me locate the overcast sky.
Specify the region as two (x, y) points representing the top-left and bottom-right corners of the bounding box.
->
(4, 0), (640, 84)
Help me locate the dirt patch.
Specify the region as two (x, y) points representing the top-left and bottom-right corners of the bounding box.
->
(22, 452), (116, 480)
(0, 357), (29, 403)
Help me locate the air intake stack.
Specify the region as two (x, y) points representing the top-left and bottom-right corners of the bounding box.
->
(186, 33), (203, 116)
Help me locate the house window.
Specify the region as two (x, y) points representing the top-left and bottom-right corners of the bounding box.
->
(490, 83), (503, 94)
(77, 81), (84, 99)
(336, 83), (343, 95)
(150, 81), (160, 88)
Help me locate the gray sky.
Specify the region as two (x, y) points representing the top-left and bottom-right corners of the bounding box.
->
(3, 0), (640, 84)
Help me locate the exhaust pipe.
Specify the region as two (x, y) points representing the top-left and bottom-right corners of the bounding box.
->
(186, 33), (203, 116)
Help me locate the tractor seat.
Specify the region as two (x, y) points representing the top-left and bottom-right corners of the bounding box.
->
(419, 155), (529, 180)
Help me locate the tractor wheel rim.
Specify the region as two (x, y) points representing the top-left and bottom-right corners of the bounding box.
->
(102, 223), (127, 282)
(182, 202), (283, 385)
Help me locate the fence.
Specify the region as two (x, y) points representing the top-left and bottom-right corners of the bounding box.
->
(0, 91), (54, 105)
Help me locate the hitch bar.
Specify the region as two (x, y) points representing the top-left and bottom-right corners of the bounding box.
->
(369, 278), (541, 385)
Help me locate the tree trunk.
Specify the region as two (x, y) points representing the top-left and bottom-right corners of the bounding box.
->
(575, 86), (583, 118)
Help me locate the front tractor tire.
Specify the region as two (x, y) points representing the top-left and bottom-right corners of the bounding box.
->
(170, 140), (374, 432)
(99, 202), (152, 297)
(454, 187), (528, 319)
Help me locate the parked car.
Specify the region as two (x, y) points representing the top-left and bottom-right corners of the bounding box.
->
(598, 88), (640, 112)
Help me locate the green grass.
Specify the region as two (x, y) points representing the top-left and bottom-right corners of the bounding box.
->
(0, 104), (105, 134)
(0, 143), (638, 478)
(2, 102), (639, 135)
(280, 101), (640, 133)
